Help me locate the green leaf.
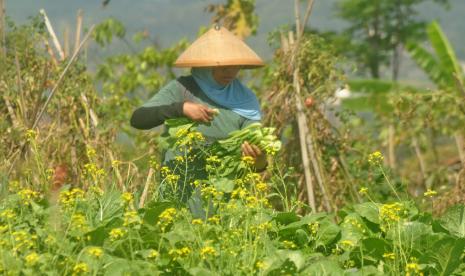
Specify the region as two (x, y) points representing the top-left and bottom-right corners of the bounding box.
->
(406, 41), (447, 88)
(142, 202), (175, 226)
(437, 204), (465, 238)
(211, 178), (235, 193)
(300, 259), (344, 275)
(427, 21), (464, 87)
(189, 267), (215, 276)
(425, 237), (465, 276)
(315, 219), (341, 247)
(273, 212), (301, 226)
(353, 202), (379, 224)
(361, 237), (391, 260)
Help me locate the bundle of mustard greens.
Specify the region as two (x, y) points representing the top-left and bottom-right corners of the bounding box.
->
(160, 117), (281, 179)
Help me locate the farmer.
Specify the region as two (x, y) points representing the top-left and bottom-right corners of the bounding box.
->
(130, 25), (266, 212)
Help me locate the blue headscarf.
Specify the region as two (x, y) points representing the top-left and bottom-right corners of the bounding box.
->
(191, 68), (261, 121)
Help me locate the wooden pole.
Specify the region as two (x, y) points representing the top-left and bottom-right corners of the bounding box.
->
(74, 9), (83, 55)
(40, 9), (65, 61)
(63, 26), (69, 58)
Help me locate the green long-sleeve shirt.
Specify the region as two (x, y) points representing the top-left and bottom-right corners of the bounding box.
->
(131, 75), (259, 148)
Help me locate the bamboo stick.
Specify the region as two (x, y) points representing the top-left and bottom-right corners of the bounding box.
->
(139, 168), (154, 208)
(455, 133), (465, 167)
(299, 0), (315, 38)
(412, 137), (427, 186)
(63, 26), (70, 58)
(40, 9), (65, 61)
(388, 124), (396, 169)
(306, 125), (332, 212)
(294, 0), (301, 39)
(14, 50), (27, 123)
(287, 29), (316, 211)
(74, 10), (83, 55)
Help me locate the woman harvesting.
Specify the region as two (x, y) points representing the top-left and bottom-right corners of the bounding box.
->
(130, 25), (266, 211)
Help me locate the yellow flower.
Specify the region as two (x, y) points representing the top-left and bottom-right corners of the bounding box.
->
(200, 246), (217, 259)
(207, 215), (220, 225)
(255, 261), (266, 269)
(111, 160), (121, 167)
(340, 240), (355, 248)
(86, 146), (96, 158)
(160, 166), (171, 177)
(405, 257), (423, 276)
(192, 219), (203, 225)
(25, 129), (37, 142)
(123, 211), (142, 227)
(424, 189), (437, 198)
(0, 209), (15, 219)
(358, 187), (368, 195)
(157, 208), (177, 231)
(71, 213), (89, 232)
(241, 156), (255, 166)
(256, 182), (268, 192)
(231, 187), (248, 199)
(147, 249), (159, 259)
(165, 173), (180, 186)
(308, 222), (319, 235)
(25, 252), (39, 266)
(379, 202), (404, 225)
(59, 188), (85, 208)
(73, 262), (89, 275)
(368, 151), (384, 166)
(87, 247), (103, 258)
(206, 155), (221, 164)
(383, 252), (395, 260)
(169, 246), (191, 260)
(174, 156), (184, 163)
(121, 192), (133, 205)
(89, 186), (104, 197)
(246, 196), (259, 208)
(109, 228), (126, 241)
(282, 240), (297, 249)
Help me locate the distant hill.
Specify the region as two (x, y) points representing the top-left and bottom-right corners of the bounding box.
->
(5, 0), (465, 82)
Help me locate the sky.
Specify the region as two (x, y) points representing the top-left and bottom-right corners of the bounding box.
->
(4, 0), (464, 82)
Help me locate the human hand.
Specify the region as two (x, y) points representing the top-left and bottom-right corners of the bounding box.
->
(241, 141), (267, 171)
(182, 101), (217, 123)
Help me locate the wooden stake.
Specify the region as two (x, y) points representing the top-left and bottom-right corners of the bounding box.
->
(455, 133), (465, 167)
(388, 124), (396, 169)
(40, 9), (65, 61)
(63, 26), (70, 58)
(306, 126), (332, 212)
(412, 137), (427, 186)
(74, 9), (83, 55)
(299, 0), (315, 37)
(139, 168), (154, 208)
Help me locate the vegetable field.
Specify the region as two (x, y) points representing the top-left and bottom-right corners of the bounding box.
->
(1, 0), (465, 275)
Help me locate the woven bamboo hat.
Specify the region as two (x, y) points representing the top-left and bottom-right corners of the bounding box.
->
(174, 25), (264, 69)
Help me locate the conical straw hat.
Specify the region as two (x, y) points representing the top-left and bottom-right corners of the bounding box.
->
(174, 25), (264, 69)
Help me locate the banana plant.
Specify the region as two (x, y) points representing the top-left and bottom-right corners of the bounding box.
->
(406, 20), (465, 165)
(406, 20), (464, 94)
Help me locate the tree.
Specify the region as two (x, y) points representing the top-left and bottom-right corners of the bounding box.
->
(205, 0), (258, 39)
(336, 0), (449, 80)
